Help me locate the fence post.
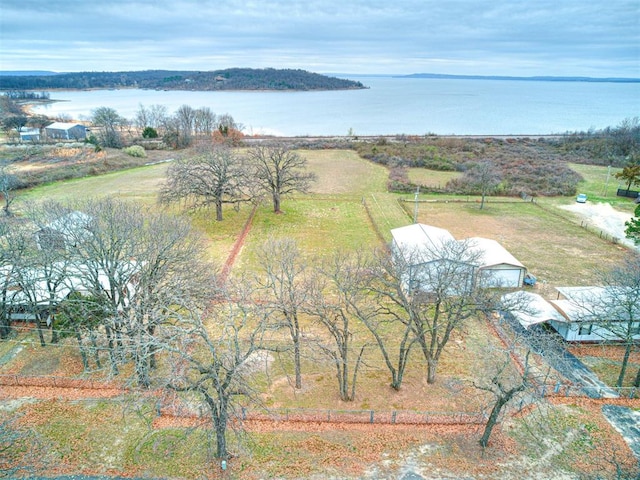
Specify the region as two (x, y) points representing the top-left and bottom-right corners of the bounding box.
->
(327, 410), (331, 422)
(369, 410), (374, 424)
(391, 411), (397, 424)
(242, 407), (246, 421)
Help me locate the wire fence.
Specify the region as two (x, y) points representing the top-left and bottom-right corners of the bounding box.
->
(158, 402), (489, 426)
(0, 373), (116, 390)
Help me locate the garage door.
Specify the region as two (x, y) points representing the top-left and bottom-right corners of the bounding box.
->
(491, 269), (523, 287)
(480, 268), (523, 287)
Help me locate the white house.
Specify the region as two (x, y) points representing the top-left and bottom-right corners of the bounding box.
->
(502, 287), (640, 343)
(549, 287), (640, 342)
(2, 261), (140, 323)
(466, 237), (527, 288)
(44, 122), (87, 140)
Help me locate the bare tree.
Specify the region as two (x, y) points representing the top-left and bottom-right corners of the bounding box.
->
(0, 413), (49, 478)
(386, 238), (497, 384)
(91, 106), (126, 148)
(160, 277), (271, 460)
(306, 252), (370, 401)
(0, 219), (28, 340)
(159, 144), (251, 221)
(194, 107), (217, 137)
(0, 163), (20, 217)
(470, 161), (501, 210)
(248, 144), (316, 213)
(364, 248), (419, 390)
(476, 348), (531, 448)
(256, 237), (309, 389)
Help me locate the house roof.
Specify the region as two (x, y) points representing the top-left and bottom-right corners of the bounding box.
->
(391, 223), (457, 264)
(45, 122), (84, 130)
(465, 237), (525, 269)
(5, 261), (140, 307)
(552, 286), (640, 323)
(502, 291), (568, 329)
(19, 128), (40, 135)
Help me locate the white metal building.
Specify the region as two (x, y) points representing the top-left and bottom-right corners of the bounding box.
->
(466, 237), (527, 288)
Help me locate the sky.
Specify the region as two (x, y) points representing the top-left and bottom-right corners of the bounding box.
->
(1, 0), (639, 78)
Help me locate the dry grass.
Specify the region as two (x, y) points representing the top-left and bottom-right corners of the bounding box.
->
(410, 200), (629, 288)
(408, 167), (461, 188)
(4, 146), (640, 479)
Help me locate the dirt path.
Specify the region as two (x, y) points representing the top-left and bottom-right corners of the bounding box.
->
(560, 202), (636, 248)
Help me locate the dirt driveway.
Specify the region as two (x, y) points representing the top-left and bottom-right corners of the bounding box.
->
(560, 202), (636, 249)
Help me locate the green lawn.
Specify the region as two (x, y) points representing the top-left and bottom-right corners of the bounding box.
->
(408, 168), (461, 188)
(566, 163), (635, 212)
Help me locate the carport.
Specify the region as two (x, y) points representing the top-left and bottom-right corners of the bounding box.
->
(501, 291), (566, 328)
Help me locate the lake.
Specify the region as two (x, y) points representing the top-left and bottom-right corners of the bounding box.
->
(31, 76), (640, 136)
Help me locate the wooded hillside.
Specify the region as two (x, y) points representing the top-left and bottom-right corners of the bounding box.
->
(0, 68), (366, 91)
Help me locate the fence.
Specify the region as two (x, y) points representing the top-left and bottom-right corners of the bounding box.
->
(617, 188), (640, 199)
(535, 381), (638, 400)
(158, 402), (489, 426)
(0, 373), (117, 390)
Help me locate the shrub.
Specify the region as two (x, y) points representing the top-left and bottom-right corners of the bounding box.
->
(123, 145), (146, 158)
(142, 127), (158, 139)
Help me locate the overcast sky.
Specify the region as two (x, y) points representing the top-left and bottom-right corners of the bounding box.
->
(1, 0), (638, 77)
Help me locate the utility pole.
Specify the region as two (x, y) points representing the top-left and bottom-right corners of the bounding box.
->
(413, 186), (420, 223)
(603, 164), (611, 197)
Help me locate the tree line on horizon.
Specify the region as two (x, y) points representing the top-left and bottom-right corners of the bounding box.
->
(0, 68), (366, 92)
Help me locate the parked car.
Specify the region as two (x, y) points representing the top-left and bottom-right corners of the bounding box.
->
(576, 193), (588, 203)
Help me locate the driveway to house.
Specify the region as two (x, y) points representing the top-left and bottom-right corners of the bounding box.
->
(503, 316), (619, 399)
(602, 405), (640, 461)
(560, 202), (636, 249)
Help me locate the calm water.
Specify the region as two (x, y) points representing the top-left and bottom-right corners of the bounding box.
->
(31, 77), (640, 136)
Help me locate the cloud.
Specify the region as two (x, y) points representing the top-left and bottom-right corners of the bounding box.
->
(1, 0), (638, 76)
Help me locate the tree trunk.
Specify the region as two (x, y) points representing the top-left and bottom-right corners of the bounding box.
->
(633, 365), (640, 389)
(105, 326), (119, 376)
(294, 339), (301, 389)
(616, 343), (632, 388)
(89, 329), (102, 369)
(480, 395), (508, 448)
(50, 315), (59, 344)
(216, 200), (223, 221)
(35, 313), (46, 347)
(0, 310), (10, 340)
(427, 358), (438, 384)
(273, 192), (281, 213)
(75, 328), (89, 371)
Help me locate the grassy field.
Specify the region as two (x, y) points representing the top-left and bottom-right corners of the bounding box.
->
(5, 148), (640, 479)
(408, 167), (461, 189)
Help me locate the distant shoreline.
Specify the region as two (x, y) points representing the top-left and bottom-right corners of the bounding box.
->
(395, 73), (640, 83)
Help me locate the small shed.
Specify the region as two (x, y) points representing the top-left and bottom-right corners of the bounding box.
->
(19, 127), (41, 142)
(44, 122), (87, 140)
(466, 237), (526, 288)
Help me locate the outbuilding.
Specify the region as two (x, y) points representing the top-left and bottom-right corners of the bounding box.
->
(44, 122), (87, 140)
(466, 237), (527, 288)
(390, 223), (476, 293)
